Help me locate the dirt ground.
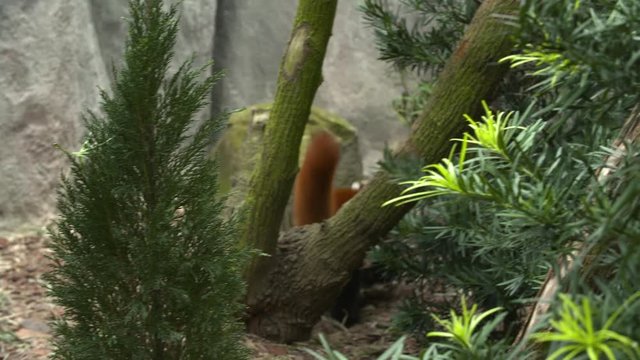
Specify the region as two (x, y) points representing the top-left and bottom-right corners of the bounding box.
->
(0, 235), (420, 360)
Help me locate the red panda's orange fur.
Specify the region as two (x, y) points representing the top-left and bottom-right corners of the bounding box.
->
(293, 131), (358, 226)
(330, 188), (359, 216)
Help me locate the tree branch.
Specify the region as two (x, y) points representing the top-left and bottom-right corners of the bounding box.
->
(239, 0), (338, 298)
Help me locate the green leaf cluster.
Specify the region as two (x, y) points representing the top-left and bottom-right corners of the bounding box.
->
(425, 296), (508, 359)
(361, 0), (480, 127)
(533, 292), (640, 360)
(368, 0), (640, 357)
(303, 297), (511, 360)
(45, 1), (246, 359)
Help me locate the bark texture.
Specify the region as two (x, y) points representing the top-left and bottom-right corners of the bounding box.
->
(246, 0), (520, 342)
(238, 0), (338, 300)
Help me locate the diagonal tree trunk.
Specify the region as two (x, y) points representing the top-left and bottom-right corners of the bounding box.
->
(244, 0), (521, 342)
(516, 104), (640, 343)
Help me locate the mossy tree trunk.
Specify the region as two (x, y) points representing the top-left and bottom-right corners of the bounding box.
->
(244, 0), (520, 342)
(238, 0), (338, 300)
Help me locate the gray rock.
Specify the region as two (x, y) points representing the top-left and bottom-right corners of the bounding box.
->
(0, 0), (110, 235)
(0, 0), (409, 235)
(317, 0), (409, 173)
(90, 0), (217, 123)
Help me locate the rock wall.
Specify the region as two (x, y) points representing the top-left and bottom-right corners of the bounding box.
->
(0, 0), (110, 235)
(89, 0), (218, 90)
(0, 0), (406, 236)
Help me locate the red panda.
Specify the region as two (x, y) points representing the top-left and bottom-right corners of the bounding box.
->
(293, 130), (361, 325)
(294, 131), (359, 225)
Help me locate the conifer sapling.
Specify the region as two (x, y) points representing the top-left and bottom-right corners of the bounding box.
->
(46, 1), (246, 358)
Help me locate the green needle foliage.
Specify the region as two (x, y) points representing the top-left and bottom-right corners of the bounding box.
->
(424, 297), (509, 360)
(427, 296), (506, 357)
(367, 0), (640, 356)
(360, 0), (478, 76)
(45, 1), (246, 359)
(532, 292), (640, 360)
(302, 297), (510, 360)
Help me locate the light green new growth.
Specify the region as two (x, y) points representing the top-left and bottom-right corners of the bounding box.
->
(532, 292), (640, 360)
(383, 101), (523, 206)
(428, 296), (505, 352)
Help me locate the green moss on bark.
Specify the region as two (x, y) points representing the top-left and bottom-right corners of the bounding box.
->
(238, 1), (339, 298)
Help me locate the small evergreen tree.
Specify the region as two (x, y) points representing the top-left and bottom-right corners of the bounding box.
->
(45, 1), (246, 358)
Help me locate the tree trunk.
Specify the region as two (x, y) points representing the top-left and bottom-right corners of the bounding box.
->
(246, 0), (520, 342)
(238, 0), (338, 301)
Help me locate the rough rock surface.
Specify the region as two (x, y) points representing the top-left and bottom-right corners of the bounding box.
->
(1, 0), (406, 235)
(0, 0), (110, 235)
(89, 0), (218, 92)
